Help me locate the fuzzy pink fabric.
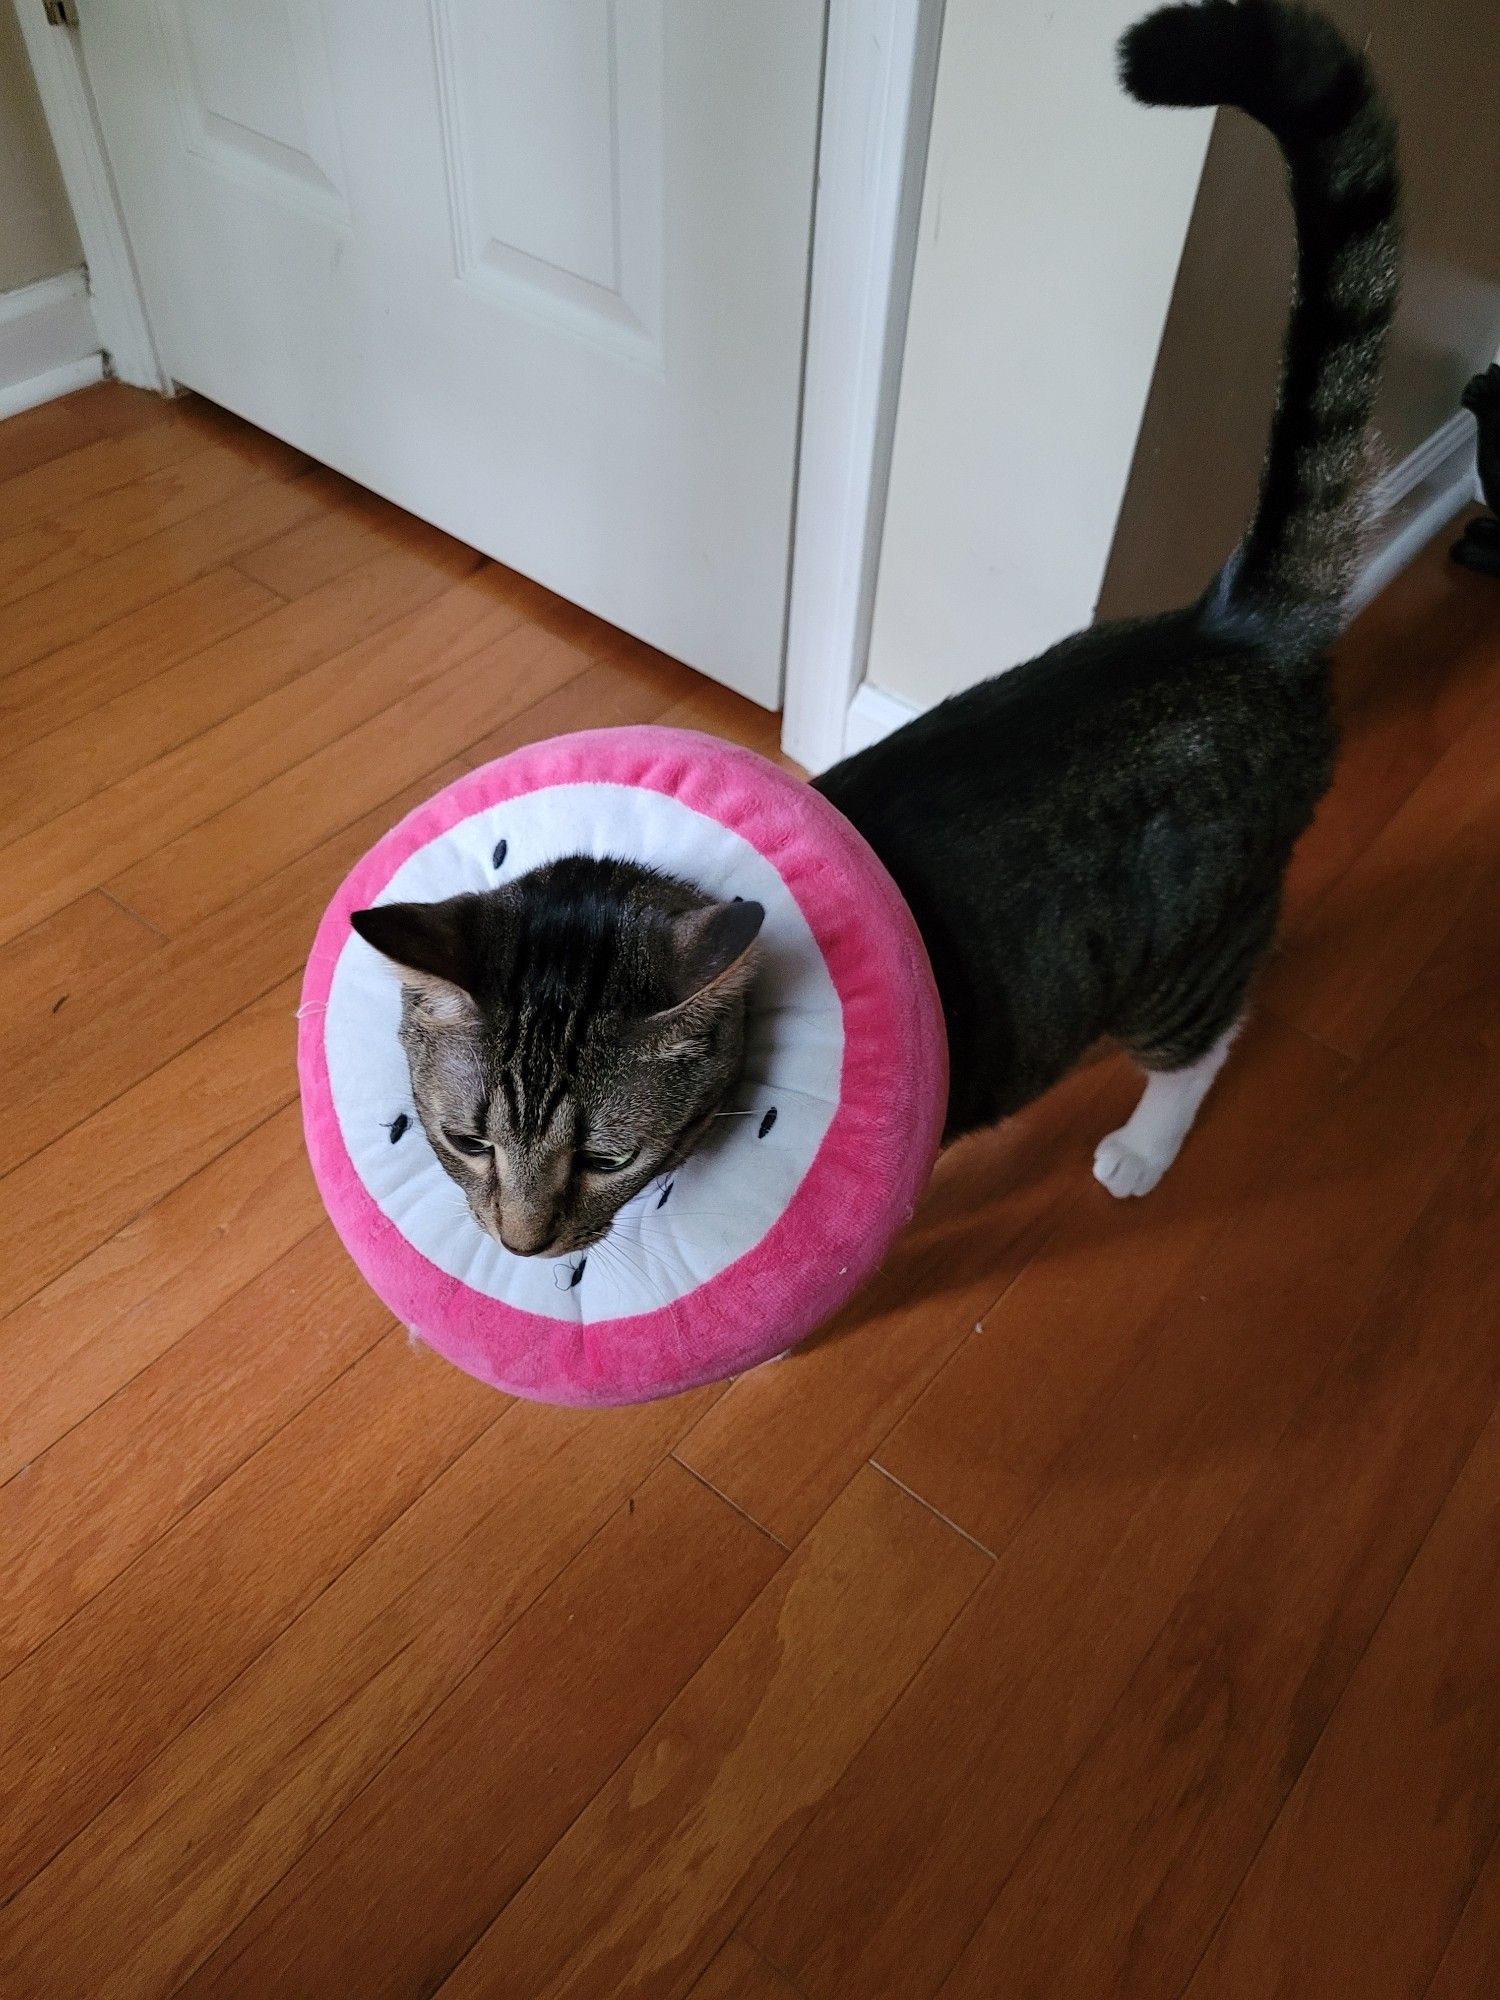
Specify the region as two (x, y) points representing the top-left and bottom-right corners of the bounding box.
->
(299, 726), (946, 1406)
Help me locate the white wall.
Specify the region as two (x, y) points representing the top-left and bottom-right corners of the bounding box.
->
(864, 0), (1214, 711)
(1, 0), (81, 293)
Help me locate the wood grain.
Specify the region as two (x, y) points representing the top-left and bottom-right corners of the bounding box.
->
(0, 1106), (310, 1484)
(0, 1392), (725, 1996)
(0, 891), (160, 1071)
(932, 1113), (1500, 2000)
(436, 1469), (989, 2000)
(1279, 546), (1499, 937)
(2, 473), (324, 676)
(0, 653), (691, 1180)
(674, 1055), (1129, 1547)
(0, 543), (488, 852)
(0, 575), (517, 943)
(106, 614), (596, 933)
(231, 467), (476, 598)
(688, 1940), (807, 2000)
(0, 976), (300, 1318)
(0, 1226), (376, 1674)
(0, 567), (281, 759)
(0, 1330), (500, 1905)
(0, 381), (176, 485)
(743, 872), (1498, 2000)
(875, 1015), (1345, 1551)
(1422, 1834), (1500, 2000)
(105, 627), (689, 943)
(0, 428), (303, 608)
(656, 676), (785, 761)
(0, 401), (217, 536)
(1180, 1401), (1500, 2000)
(181, 1460), (783, 2000)
(1, 386), (1493, 2000)
(1264, 672), (1500, 1056)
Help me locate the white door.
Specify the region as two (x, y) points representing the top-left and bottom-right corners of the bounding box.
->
(78, 1), (827, 704)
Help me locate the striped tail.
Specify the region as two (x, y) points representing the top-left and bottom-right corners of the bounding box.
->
(1120, 0), (1401, 638)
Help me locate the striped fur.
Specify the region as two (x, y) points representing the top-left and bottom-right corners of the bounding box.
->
(354, 860), (763, 1257)
(818, 1), (1403, 1158)
(1121, 0), (1401, 637)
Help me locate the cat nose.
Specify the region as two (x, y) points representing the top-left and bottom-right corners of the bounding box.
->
(498, 1214), (558, 1258)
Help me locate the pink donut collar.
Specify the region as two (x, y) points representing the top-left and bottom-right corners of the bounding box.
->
(300, 726), (946, 1406)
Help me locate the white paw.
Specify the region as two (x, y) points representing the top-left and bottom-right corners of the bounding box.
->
(1092, 1131), (1168, 1199)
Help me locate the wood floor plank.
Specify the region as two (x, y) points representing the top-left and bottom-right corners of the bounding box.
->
(0, 539), (476, 846)
(0, 1329), (501, 1907)
(433, 1467), (989, 2000)
(0, 432), (305, 610)
(1421, 1834), (1500, 2000)
(179, 1460), (783, 2000)
(674, 1055), (1131, 1547)
(0, 403), (221, 536)
(0, 1228), (384, 1676)
(656, 677), (784, 761)
(104, 628), (687, 942)
(0, 568), (282, 759)
(2, 382), (1493, 1998)
(740, 875), (1498, 2000)
(1263, 667), (1500, 1057)
(1280, 548), (1500, 938)
(468, 564), (678, 663)
(231, 470), (478, 598)
(0, 382), (171, 485)
(0, 976), (300, 1320)
(929, 1113), (1500, 2000)
(1, 473), (325, 677)
(0, 1390), (720, 1997)
(0, 650), (691, 1182)
(106, 615), (597, 934)
(0, 572), (519, 944)
(0, 891), (160, 1072)
(688, 1941), (807, 2000)
(1177, 1403), (1500, 2000)
(0, 1106), (310, 1485)
(875, 1016), (1345, 1550)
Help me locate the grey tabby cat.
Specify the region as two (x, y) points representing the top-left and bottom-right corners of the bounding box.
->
(354, 0), (1400, 1258)
(352, 859), (764, 1255)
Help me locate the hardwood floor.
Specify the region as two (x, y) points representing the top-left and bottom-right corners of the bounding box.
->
(0, 382), (1495, 1999)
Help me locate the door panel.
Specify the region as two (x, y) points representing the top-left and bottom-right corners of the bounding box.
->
(84, 0), (826, 703)
(158, 0), (350, 222)
(431, 0), (664, 362)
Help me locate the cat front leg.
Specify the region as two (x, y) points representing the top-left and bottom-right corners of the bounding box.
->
(1092, 1019), (1241, 1198)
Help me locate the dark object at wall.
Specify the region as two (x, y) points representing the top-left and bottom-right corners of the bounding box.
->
(1452, 364), (1500, 577)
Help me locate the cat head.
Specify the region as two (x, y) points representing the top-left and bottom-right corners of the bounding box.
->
(351, 856), (763, 1258)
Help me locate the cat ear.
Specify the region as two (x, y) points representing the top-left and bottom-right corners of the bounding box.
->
(351, 897), (483, 1025)
(663, 899), (765, 1010)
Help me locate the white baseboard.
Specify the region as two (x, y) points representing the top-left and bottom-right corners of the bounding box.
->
(841, 681), (923, 758)
(1347, 410), (1481, 619)
(0, 268), (104, 419)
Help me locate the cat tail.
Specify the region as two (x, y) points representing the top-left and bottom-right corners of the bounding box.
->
(1120, 0), (1400, 642)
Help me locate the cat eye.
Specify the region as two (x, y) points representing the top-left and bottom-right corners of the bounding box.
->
(443, 1129), (491, 1159)
(579, 1145), (640, 1175)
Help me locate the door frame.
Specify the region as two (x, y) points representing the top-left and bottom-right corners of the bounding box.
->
(781, 0), (945, 771)
(14, 0), (170, 393)
(18, 0), (944, 769)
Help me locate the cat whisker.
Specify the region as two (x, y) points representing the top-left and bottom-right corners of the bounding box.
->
(591, 1234), (661, 1303)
